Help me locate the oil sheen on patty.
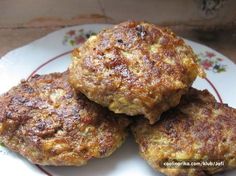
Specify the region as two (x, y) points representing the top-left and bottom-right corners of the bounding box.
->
(0, 72), (130, 166)
(132, 88), (236, 176)
(69, 21), (205, 124)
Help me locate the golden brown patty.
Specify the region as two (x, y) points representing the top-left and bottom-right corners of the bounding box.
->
(132, 88), (236, 176)
(0, 72), (130, 166)
(69, 21), (205, 124)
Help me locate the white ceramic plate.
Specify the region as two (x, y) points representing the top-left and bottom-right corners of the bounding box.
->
(0, 24), (236, 176)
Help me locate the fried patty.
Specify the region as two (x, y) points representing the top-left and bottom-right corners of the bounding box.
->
(0, 72), (130, 166)
(132, 88), (236, 176)
(69, 21), (205, 124)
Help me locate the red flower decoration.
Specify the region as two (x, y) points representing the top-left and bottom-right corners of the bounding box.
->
(75, 36), (86, 45)
(205, 51), (215, 58)
(197, 51), (226, 73)
(67, 30), (76, 36)
(201, 60), (213, 70)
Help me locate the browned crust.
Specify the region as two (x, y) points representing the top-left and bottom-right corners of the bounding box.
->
(132, 88), (236, 176)
(69, 21), (205, 124)
(0, 72), (130, 166)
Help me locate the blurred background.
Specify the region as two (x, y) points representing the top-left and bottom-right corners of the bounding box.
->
(0, 0), (235, 62)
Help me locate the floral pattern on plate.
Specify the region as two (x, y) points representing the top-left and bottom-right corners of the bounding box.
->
(197, 51), (227, 73)
(63, 29), (96, 46)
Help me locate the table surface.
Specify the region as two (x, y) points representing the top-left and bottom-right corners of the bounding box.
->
(0, 0), (235, 63)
